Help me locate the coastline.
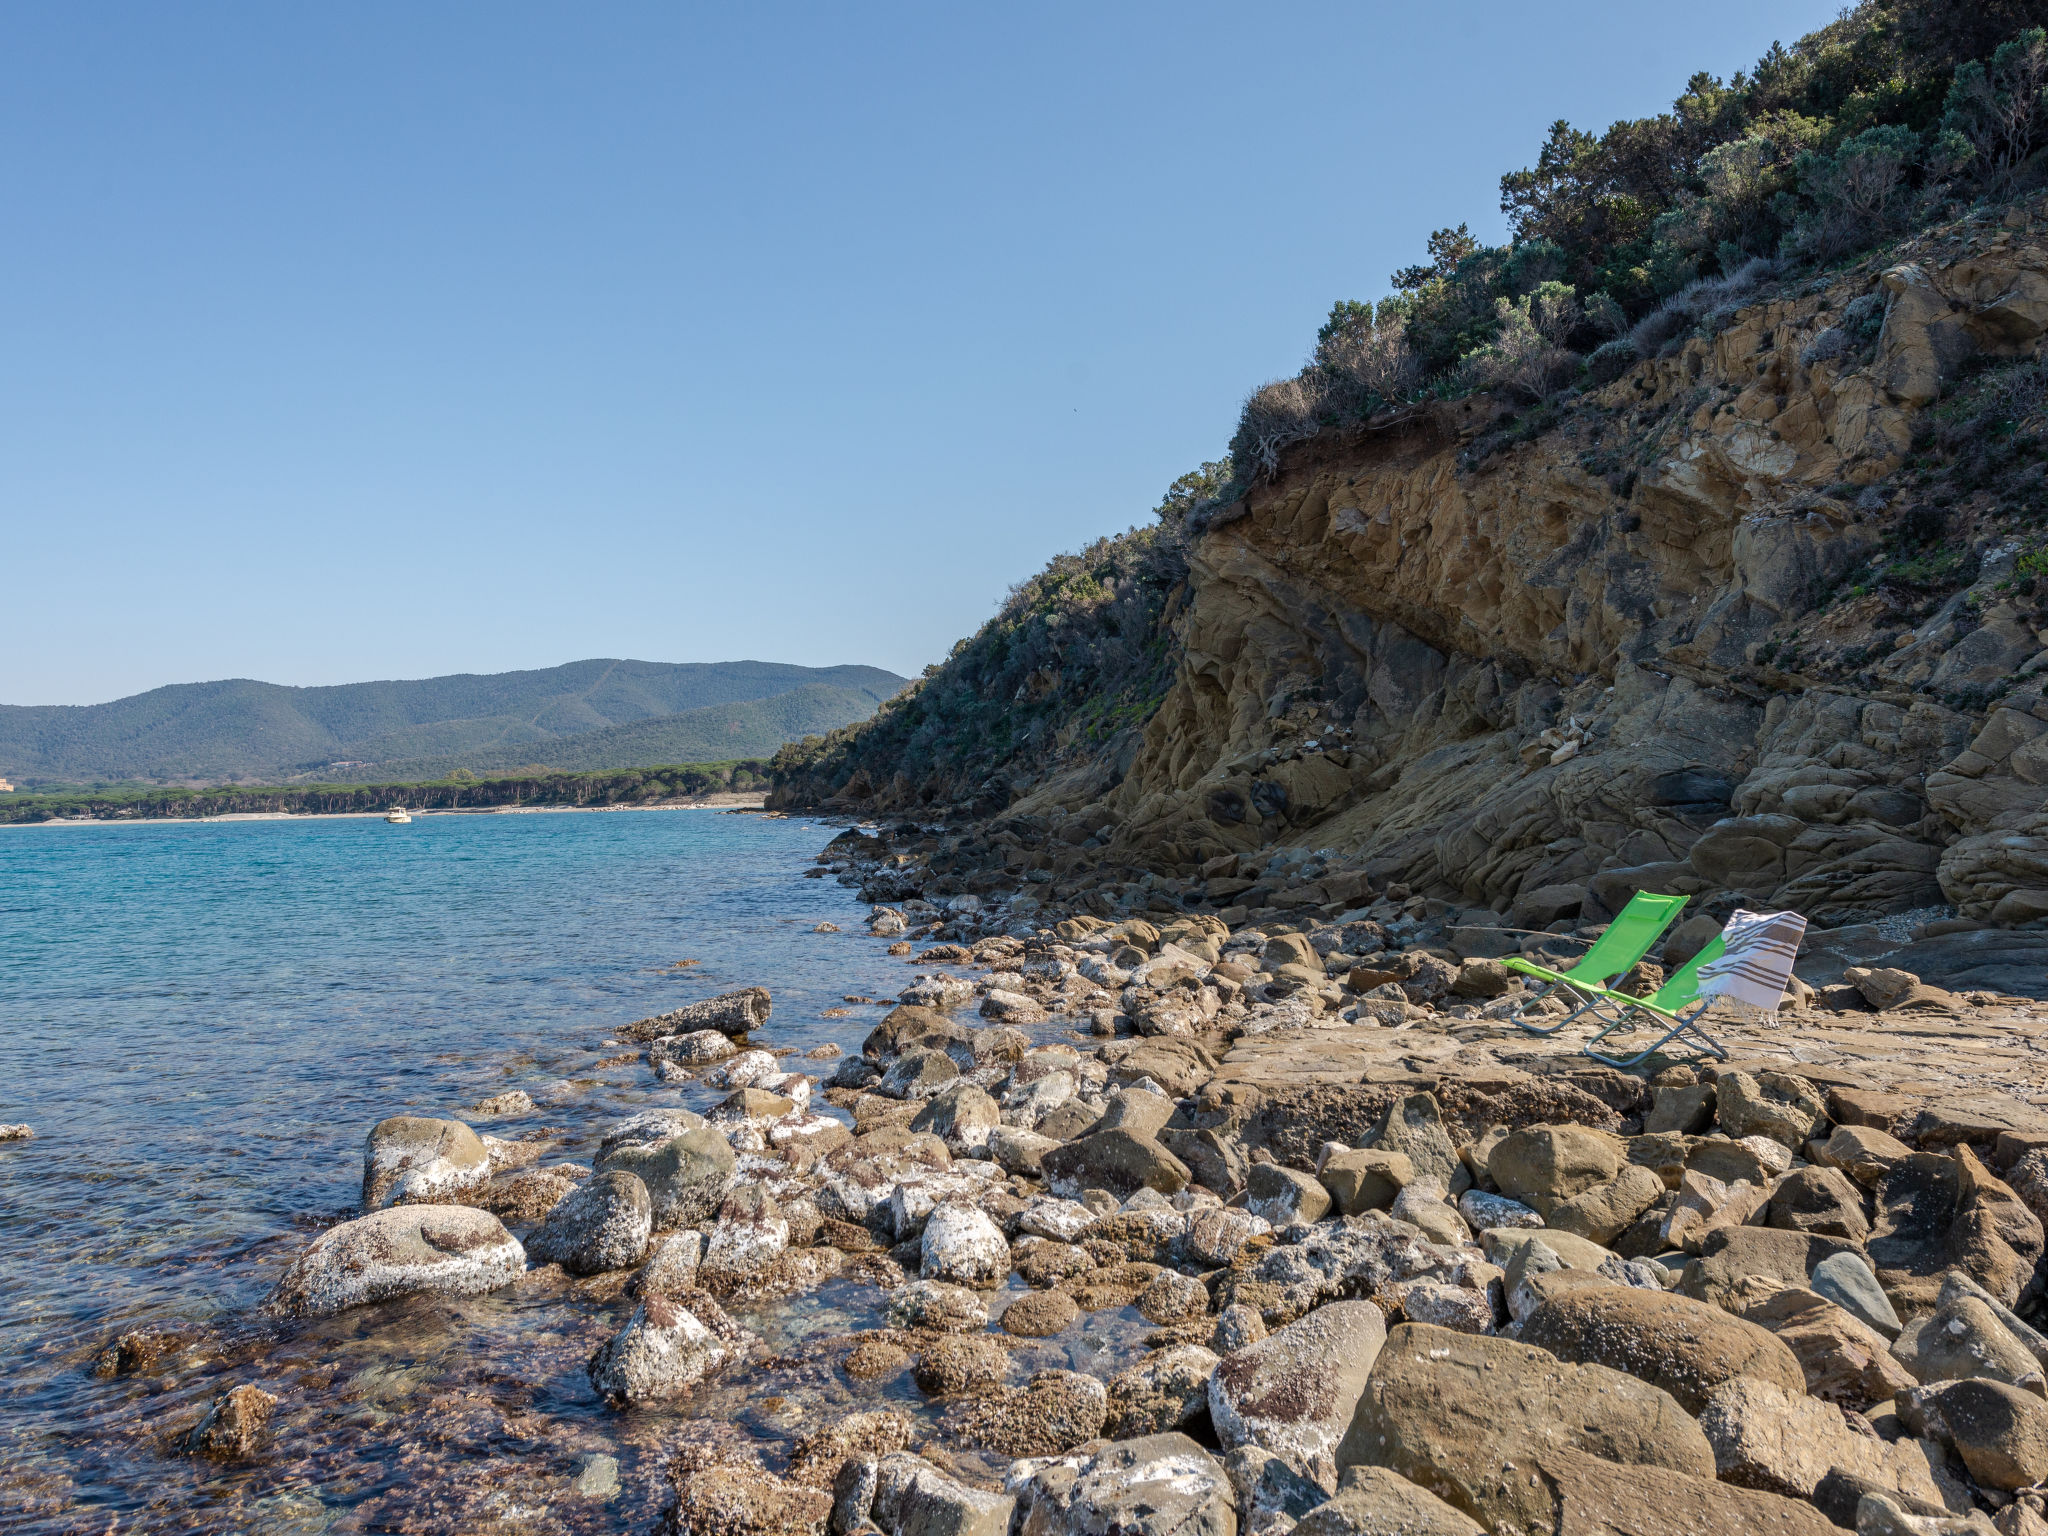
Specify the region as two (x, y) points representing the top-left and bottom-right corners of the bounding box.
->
(2, 792), (770, 828)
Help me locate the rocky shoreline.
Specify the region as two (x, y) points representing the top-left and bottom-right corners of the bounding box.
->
(115, 820), (2048, 1536)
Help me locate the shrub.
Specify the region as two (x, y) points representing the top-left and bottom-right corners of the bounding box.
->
(1586, 337), (1642, 384)
(1942, 27), (2048, 185)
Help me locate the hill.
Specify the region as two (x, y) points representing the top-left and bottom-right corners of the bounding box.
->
(0, 658), (907, 786)
(310, 683), (896, 782)
(774, 2), (2048, 941)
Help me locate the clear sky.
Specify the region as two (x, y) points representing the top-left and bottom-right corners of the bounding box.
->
(3, 1), (1843, 706)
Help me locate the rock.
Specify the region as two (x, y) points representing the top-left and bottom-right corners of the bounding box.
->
(1450, 959), (1512, 1000)
(1006, 1433), (1236, 1536)
(662, 1440), (829, 1536)
(0, 1123), (33, 1140)
(1814, 1125), (1914, 1189)
(1812, 1250), (1902, 1338)
(1646, 1084), (1717, 1135)
(1768, 1165), (1872, 1241)
(1853, 1491), (1997, 1535)
(595, 1126), (735, 1230)
(1488, 1124), (1619, 1216)
(1003, 1289), (1080, 1338)
(525, 1169), (652, 1275)
(1520, 1282), (1806, 1413)
(909, 1080), (1001, 1154)
(1293, 1466), (1484, 1535)
(1679, 1226), (1863, 1312)
(1211, 1300), (1388, 1491)
(952, 1369), (1108, 1457)
(1893, 1292), (2040, 1385)
(868, 1452), (1014, 1536)
(1716, 1071), (1829, 1149)
(360, 1116), (491, 1209)
(981, 988), (1047, 1024)
(1687, 1136), (1777, 1187)
(921, 1202), (1009, 1287)
(1545, 1164), (1666, 1245)
(1935, 1378), (2048, 1490)
(989, 1126), (1060, 1176)
(631, 1231), (705, 1297)
(1182, 1205), (1271, 1268)
(1138, 1269), (1209, 1325)
(650, 1029), (739, 1067)
(1830, 1088), (1916, 1133)
(1246, 1162), (1334, 1226)
(621, 986), (771, 1041)
(1318, 1148), (1413, 1216)
(1700, 1374), (1943, 1503)
(1397, 1280), (1499, 1335)
(1107, 1345), (1220, 1438)
(187, 1384), (277, 1459)
(913, 1333), (1012, 1397)
(1847, 966), (1924, 1010)
(572, 1452), (620, 1500)
(1516, 1444), (1843, 1536)
(1871, 1148), (2046, 1310)
(1098, 1036), (1220, 1097)
(1018, 1196), (1097, 1244)
(1390, 1185), (1470, 1247)
(471, 1089), (535, 1117)
(1741, 1286), (1916, 1406)
(1370, 1093), (1470, 1197)
(1457, 1188), (1542, 1230)
(1910, 1094), (2048, 1151)
(1337, 1322), (1718, 1533)
(1225, 1445), (1331, 1534)
(269, 1205), (525, 1317)
(1212, 1302), (1269, 1355)
(1663, 1168), (1770, 1252)
(1041, 1130), (1191, 1203)
(700, 1187), (789, 1278)
(879, 1047), (961, 1100)
(587, 1289), (748, 1404)
(887, 1279), (990, 1333)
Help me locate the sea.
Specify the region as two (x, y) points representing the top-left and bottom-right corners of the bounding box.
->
(0, 808), (1130, 1534)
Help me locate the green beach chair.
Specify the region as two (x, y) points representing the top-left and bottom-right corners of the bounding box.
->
(1575, 934), (1728, 1067)
(1499, 889), (1688, 1035)
(1578, 906), (1808, 1068)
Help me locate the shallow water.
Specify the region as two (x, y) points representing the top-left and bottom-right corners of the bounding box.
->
(0, 808), (1020, 1534)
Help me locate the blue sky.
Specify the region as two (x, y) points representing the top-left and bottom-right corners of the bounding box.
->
(2, 1), (1841, 705)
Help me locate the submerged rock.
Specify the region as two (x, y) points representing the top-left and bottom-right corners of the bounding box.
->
(269, 1205), (525, 1317)
(588, 1289), (750, 1405)
(187, 1383), (278, 1460)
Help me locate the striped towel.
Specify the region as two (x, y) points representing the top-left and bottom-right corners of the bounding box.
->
(1695, 908), (1808, 1011)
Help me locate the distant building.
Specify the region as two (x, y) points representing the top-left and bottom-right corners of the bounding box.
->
(0, 778), (13, 792)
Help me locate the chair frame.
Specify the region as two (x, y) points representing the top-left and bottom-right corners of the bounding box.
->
(1576, 935), (1734, 1067)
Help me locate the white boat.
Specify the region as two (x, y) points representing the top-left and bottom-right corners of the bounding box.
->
(385, 808), (412, 824)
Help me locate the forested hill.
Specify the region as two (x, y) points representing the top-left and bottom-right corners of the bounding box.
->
(0, 659), (906, 786)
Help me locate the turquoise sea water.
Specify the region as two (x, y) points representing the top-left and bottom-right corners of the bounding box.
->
(0, 808), (934, 1533)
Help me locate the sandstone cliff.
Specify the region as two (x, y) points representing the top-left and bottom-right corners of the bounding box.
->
(777, 197), (2048, 940)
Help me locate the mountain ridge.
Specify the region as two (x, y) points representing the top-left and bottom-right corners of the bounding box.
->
(1, 658), (908, 786)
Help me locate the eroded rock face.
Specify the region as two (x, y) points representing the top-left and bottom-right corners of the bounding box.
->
(269, 1205), (525, 1317)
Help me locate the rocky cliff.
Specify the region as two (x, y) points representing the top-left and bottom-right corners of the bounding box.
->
(777, 196), (2048, 942)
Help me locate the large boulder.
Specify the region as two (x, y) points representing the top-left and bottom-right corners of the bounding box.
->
(595, 1126), (735, 1230)
(524, 1169), (652, 1275)
(866, 1452), (1014, 1536)
(1209, 1300), (1387, 1491)
(1519, 1281), (1806, 1413)
(1739, 1287), (1916, 1407)
(920, 1202), (1010, 1287)
(1766, 1165), (1871, 1241)
(620, 986), (771, 1041)
(1292, 1466), (1481, 1534)
(1369, 1093), (1469, 1196)
(1041, 1129), (1190, 1202)
(269, 1205), (524, 1317)
(1337, 1322), (1715, 1532)
(1504, 1444), (1841, 1536)
(361, 1116), (491, 1209)
(1870, 1147), (2046, 1309)
(1488, 1125), (1619, 1216)
(1934, 1377), (2048, 1490)
(1544, 1165), (1665, 1245)
(1679, 1226), (1864, 1312)
(910, 1081), (1000, 1153)
(587, 1289), (749, 1404)
(1716, 1071), (1828, 1149)
(1892, 1291), (2040, 1385)
(1698, 1374), (1947, 1504)
(1006, 1432), (1236, 1536)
